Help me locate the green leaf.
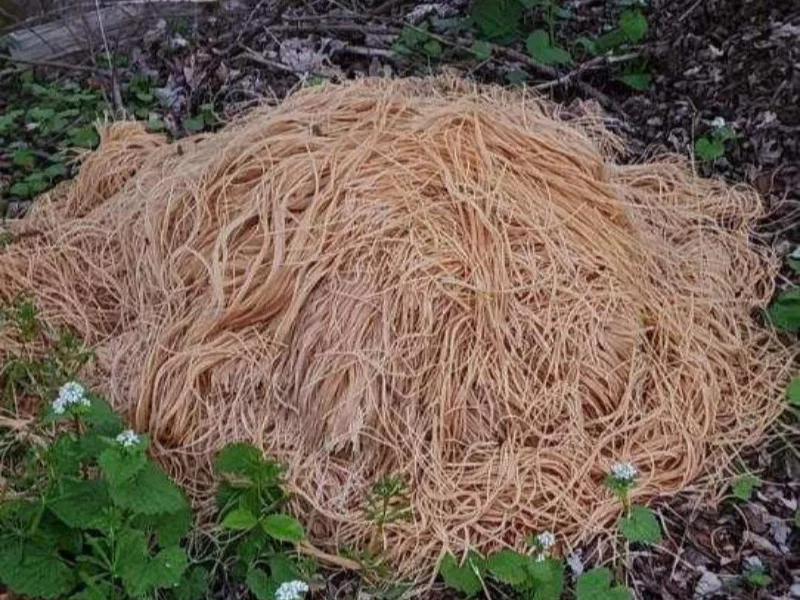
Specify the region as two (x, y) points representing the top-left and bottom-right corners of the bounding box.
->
(594, 28), (628, 54)
(48, 435), (83, 477)
(574, 36), (599, 56)
(439, 552), (483, 597)
(43, 162), (68, 179)
(619, 505), (662, 544)
(99, 447), (147, 487)
(12, 149), (36, 169)
(222, 507), (259, 530)
(110, 462), (189, 515)
(471, 0), (522, 42)
(269, 554), (301, 584)
(786, 377), (800, 406)
(9, 181), (32, 198)
(116, 527), (151, 596)
(69, 125), (100, 149)
(618, 72), (652, 90)
(146, 118), (166, 133)
(423, 39), (443, 58)
(262, 513), (305, 542)
(694, 137), (725, 161)
(183, 117), (205, 134)
(26, 106), (56, 122)
(141, 546), (188, 590)
(486, 549), (529, 586)
(526, 558), (565, 599)
(246, 567), (278, 600)
(767, 288), (800, 332)
(48, 478), (110, 529)
(133, 506), (193, 547)
(745, 569), (771, 587)
(576, 568), (631, 600)
(526, 30), (572, 66)
(619, 9), (648, 43)
(0, 540), (75, 599)
(174, 566), (210, 600)
(470, 40), (492, 60)
(399, 25), (429, 48)
(731, 474), (761, 501)
(214, 441), (263, 479)
(84, 396), (124, 435)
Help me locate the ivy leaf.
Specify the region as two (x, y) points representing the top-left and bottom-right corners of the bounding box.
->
(619, 505), (662, 544)
(731, 474), (761, 501)
(471, 0), (522, 42)
(222, 507), (259, 530)
(69, 125), (100, 149)
(787, 377), (800, 407)
(98, 447), (147, 487)
(110, 462), (189, 515)
(619, 9), (648, 43)
(246, 567), (278, 600)
(439, 552), (483, 597)
(526, 558), (565, 599)
(694, 137), (725, 161)
(526, 30), (572, 66)
(576, 568), (631, 600)
(174, 566), (210, 600)
(0, 540), (75, 599)
(766, 288), (800, 333)
(618, 72), (652, 91)
(262, 513), (305, 542)
(48, 478), (110, 529)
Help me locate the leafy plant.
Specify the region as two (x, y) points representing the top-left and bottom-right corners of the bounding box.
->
(182, 104), (220, 135)
(731, 473), (761, 501)
(743, 559), (772, 587)
(575, 567), (631, 600)
(694, 120), (738, 162)
(364, 473), (412, 554)
(618, 505), (662, 544)
(439, 551), (485, 597)
(214, 441), (313, 599)
(787, 377), (800, 407)
(767, 287), (800, 332)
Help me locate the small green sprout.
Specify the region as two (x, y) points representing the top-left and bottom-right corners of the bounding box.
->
(695, 117), (739, 162)
(743, 557), (772, 587)
(365, 473), (412, 555)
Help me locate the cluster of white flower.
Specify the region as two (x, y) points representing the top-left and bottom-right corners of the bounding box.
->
(609, 462), (638, 482)
(115, 429), (140, 448)
(710, 116), (727, 129)
(275, 580), (309, 600)
(52, 381), (90, 415)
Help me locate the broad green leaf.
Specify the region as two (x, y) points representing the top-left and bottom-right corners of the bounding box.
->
(48, 478), (110, 529)
(110, 462), (189, 515)
(471, 0), (522, 42)
(619, 9), (648, 43)
(262, 513), (305, 542)
(787, 377), (800, 406)
(12, 149), (36, 169)
(767, 288), (800, 332)
(116, 527), (150, 596)
(694, 137), (725, 161)
(9, 181), (32, 198)
(246, 567), (278, 600)
(576, 568), (631, 600)
(174, 566), (210, 600)
(618, 505), (662, 544)
(133, 505), (193, 547)
(146, 118), (166, 133)
(183, 117), (205, 134)
(438, 552), (482, 597)
(423, 39), (443, 58)
(69, 125), (100, 149)
(48, 435), (83, 477)
(141, 546), (188, 590)
(269, 554), (301, 584)
(84, 396), (124, 435)
(526, 30), (572, 66)
(43, 162), (68, 179)
(745, 569), (771, 587)
(595, 28), (628, 54)
(486, 549), (529, 586)
(99, 447), (147, 487)
(618, 72), (652, 90)
(731, 474), (761, 501)
(222, 507), (259, 530)
(526, 558), (565, 599)
(0, 540), (75, 599)
(471, 40), (492, 60)
(214, 441), (263, 479)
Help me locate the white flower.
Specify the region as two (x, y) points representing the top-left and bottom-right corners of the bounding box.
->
(609, 462), (638, 482)
(275, 580), (309, 600)
(536, 531), (556, 549)
(710, 116), (726, 129)
(115, 429), (140, 448)
(52, 381), (89, 414)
